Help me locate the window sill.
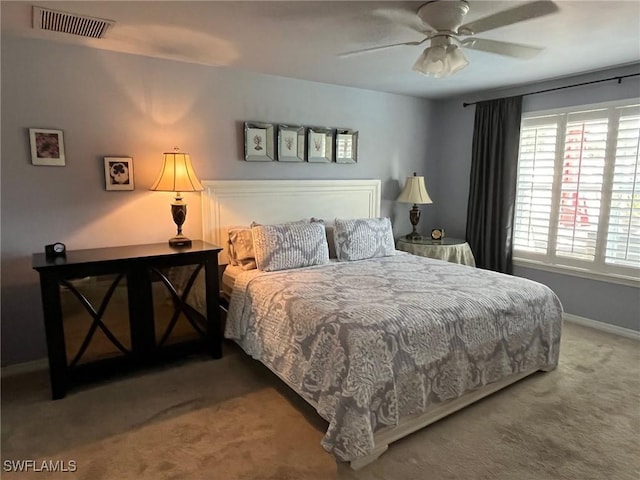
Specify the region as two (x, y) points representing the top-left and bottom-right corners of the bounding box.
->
(513, 258), (640, 288)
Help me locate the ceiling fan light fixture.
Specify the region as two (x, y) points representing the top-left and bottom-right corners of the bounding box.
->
(412, 40), (468, 78)
(413, 47), (442, 76)
(446, 44), (469, 73)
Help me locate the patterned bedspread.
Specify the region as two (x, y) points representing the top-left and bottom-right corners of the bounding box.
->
(226, 253), (563, 462)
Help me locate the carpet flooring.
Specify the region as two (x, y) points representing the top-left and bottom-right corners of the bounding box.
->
(1, 321), (639, 480)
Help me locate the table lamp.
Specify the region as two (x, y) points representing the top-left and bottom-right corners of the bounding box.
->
(396, 172), (433, 240)
(150, 147), (204, 247)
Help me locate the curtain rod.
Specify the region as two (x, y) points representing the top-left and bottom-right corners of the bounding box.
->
(462, 72), (640, 108)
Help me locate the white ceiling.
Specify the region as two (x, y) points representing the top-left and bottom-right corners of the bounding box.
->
(2, 1), (639, 99)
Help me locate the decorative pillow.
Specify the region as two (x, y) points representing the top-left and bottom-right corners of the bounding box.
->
(227, 227), (257, 270)
(227, 219), (308, 270)
(310, 217), (337, 259)
(333, 217), (396, 261)
(252, 222), (330, 272)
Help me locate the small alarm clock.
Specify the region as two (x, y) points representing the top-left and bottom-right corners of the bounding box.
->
(45, 242), (66, 258)
(431, 229), (445, 241)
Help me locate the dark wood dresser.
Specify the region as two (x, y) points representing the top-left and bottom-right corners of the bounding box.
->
(32, 241), (222, 399)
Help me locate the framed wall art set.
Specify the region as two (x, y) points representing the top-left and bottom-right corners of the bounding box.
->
(244, 122), (358, 164)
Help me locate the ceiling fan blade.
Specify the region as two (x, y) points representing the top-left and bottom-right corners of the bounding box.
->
(461, 38), (543, 59)
(372, 8), (435, 34)
(458, 0), (559, 35)
(338, 39), (427, 58)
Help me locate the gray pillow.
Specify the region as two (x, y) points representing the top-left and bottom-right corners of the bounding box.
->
(334, 217), (396, 261)
(252, 222), (330, 272)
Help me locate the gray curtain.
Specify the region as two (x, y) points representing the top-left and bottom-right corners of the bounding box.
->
(465, 96), (523, 274)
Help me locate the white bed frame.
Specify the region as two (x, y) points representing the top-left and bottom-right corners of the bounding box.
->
(200, 179), (546, 470)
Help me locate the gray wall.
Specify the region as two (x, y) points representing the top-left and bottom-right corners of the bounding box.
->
(2, 35), (637, 366)
(1, 37), (436, 365)
(432, 64), (640, 331)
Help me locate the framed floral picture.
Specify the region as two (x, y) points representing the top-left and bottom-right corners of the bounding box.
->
(29, 128), (65, 166)
(244, 122), (275, 161)
(277, 125), (305, 162)
(307, 127), (334, 163)
(336, 129), (358, 164)
(104, 157), (135, 191)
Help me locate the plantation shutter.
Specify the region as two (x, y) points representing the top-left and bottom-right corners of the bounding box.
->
(514, 117), (558, 255)
(555, 110), (608, 262)
(605, 106), (640, 268)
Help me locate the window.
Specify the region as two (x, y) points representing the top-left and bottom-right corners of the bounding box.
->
(514, 101), (640, 283)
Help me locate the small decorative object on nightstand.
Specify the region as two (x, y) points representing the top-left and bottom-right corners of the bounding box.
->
(396, 172), (433, 240)
(150, 147), (204, 247)
(431, 228), (445, 241)
(45, 242), (66, 258)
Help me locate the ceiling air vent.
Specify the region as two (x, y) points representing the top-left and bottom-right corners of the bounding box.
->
(32, 6), (115, 39)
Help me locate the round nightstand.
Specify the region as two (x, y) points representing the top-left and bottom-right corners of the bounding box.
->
(396, 237), (476, 266)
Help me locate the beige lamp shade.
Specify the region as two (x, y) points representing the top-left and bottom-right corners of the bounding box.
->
(150, 149), (203, 192)
(397, 173), (433, 204)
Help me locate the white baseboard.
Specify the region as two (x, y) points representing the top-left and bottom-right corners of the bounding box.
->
(563, 313), (640, 340)
(1, 357), (48, 378)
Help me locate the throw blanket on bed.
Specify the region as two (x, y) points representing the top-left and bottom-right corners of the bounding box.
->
(226, 253), (563, 462)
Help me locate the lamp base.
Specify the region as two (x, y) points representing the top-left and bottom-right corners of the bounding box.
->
(168, 194), (191, 248)
(405, 204), (422, 241)
(169, 235), (192, 248)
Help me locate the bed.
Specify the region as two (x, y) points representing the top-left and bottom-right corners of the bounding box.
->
(201, 179), (563, 470)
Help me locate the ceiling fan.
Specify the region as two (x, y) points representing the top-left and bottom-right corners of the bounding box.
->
(340, 0), (559, 78)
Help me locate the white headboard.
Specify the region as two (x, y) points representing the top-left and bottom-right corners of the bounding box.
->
(201, 179), (381, 264)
